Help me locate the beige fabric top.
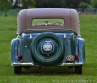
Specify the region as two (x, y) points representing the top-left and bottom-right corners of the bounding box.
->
(17, 8), (80, 34)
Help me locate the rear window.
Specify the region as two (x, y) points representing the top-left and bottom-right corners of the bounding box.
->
(32, 19), (64, 26)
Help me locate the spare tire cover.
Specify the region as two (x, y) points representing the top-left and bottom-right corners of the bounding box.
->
(31, 32), (64, 65)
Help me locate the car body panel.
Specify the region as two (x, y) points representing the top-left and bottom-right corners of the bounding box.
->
(11, 32), (85, 66)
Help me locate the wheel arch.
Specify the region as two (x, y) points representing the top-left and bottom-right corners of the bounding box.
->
(77, 38), (85, 64)
(11, 38), (19, 65)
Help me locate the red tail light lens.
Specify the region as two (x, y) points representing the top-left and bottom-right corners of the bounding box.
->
(17, 55), (22, 60)
(75, 54), (78, 59)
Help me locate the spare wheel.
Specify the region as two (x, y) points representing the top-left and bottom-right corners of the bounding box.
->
(31, 32), (64, 65)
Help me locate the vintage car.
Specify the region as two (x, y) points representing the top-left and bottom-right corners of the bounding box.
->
(11, 8), (85, 74)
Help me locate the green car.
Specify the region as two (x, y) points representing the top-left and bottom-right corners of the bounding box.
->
(11, 8), (85, 74)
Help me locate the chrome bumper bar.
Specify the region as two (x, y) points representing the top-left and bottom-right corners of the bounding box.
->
(12, 63), (34, 66)
(61, 62), (83, 66)
(12, 62), (83, 66)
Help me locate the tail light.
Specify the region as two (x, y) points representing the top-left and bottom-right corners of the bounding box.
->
(17, 55), (22, 60)
(17, 55), (23, 63)
(75, 54), (78, 59)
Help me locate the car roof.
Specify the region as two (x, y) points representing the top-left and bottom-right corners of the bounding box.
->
(17, 8), (80, 34)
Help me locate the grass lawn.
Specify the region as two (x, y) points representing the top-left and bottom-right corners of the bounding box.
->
(0, 15), (97, 83)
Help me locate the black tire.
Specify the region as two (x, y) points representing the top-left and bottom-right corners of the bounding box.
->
(31, 32), (64, 65)
(75, 66), (82, 74)
(14, 66), (22, 74)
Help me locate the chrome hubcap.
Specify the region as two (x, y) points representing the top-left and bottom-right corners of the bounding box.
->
(43, 42), (53, 52)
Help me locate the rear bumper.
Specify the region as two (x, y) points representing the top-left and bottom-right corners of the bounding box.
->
(12, 63), (34, 66)
(61, 62), (83, 66)
(12, 62), (83, 66)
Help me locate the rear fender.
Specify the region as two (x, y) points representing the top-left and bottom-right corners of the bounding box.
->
(11, 38), (19, 64)
(77, 38), (85, 64)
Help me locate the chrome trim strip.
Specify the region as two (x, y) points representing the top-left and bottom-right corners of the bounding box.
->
(12, 63), (34, 66)
(61, 62), (83, 66)
(12, 62), (83, 66)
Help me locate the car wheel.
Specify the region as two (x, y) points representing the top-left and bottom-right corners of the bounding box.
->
(14, 66), (22, 74)
(31, 32), (64, 65)
(75, 66), (82, 74)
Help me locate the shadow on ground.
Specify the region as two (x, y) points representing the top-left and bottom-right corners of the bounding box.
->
(20, 66), (76, 75)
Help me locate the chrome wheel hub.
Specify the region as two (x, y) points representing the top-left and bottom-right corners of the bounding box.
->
(42, 42), (53, 52)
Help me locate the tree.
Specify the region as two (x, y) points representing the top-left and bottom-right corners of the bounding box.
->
(79, 2), (90, 15)
(12, 0), (35, 9)
(35, 0), (66, 8)
(21, 0), (35, 8)
(79, 2), (89, 8)
(65, 0), (82, 8)
(0, 0), (11, 16)
(65, 0), (91, 8)
(12, 0), (19, 9)
(91, 0), (97, 8)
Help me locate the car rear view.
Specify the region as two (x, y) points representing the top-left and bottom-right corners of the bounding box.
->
(11, 8), (85, 74)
